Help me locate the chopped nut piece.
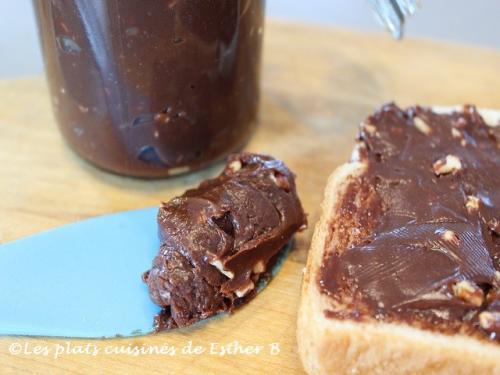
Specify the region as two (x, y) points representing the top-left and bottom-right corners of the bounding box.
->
(465, 195), (480, 211)
(209, 259), (234, 279)
(252, 260), (265, 274)
(270, 172), (290, 191)
(478, 311), (500, 331)
(413, 117), (431, 135)
(78, 104), (89, 113)
(235, 281), (255, 298)
(452, 280), (484, 307)
(154, 113), (171, 123)
(451, 127), (461, 139)
(452, 117), (467, 128)
(489, 218), (500, 235)
(495, 271), (500, 285)
(441, 230), (459, 245)
(228, 160), (242, 172)
(432, 155), (462, 176)
(363, 123), (377, 135)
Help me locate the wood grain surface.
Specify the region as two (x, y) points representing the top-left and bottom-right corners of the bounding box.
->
(1, 21), (500, 375)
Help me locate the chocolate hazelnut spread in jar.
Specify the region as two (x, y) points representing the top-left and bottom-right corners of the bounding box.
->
(33, 0), (265, 177)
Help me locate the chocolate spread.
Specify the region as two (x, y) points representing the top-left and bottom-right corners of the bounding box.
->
(320, 104), (500, 341)
(33, 0), (264, 177)
(143, 153), (306, 330)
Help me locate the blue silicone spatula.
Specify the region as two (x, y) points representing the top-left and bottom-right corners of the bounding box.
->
(0, 208), (162, 338)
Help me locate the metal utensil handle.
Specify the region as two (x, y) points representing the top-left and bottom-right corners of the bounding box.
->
(368, 0), (419, 39)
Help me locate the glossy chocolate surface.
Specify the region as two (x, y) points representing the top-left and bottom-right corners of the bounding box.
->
(34, 0), (264, 177)
(144, 153), (306, 329)
(320, 104), (500, 341)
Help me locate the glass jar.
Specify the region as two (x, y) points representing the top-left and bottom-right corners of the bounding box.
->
(33, 0), (265, 177)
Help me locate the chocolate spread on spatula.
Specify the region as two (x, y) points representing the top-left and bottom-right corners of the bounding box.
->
(320, 104), (500, 341)
(144, 153), (306, 330)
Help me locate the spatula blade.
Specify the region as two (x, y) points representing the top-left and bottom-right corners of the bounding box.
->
(0, 208), (161, 338)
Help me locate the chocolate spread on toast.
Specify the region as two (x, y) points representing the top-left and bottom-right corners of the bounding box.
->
(320, 104), (500, 341)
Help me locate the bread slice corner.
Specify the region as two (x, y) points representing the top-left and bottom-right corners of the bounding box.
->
(297, 107), (500, 375)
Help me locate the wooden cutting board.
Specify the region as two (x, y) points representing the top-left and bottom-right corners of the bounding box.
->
(1, 21), (500, 375)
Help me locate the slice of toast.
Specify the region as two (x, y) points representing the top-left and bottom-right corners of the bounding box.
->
(297, 105), (500, 375)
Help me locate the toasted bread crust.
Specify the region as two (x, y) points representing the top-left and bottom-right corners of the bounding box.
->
(297, 107), (500, 375)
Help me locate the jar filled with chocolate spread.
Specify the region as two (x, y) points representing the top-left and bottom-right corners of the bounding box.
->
(33, 0), (265, 177)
